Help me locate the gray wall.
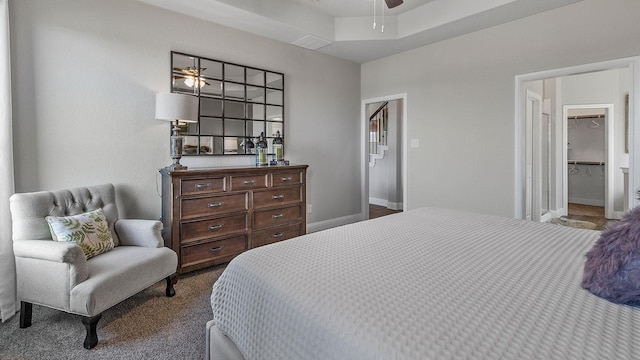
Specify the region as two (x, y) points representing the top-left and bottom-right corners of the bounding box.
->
(10, 0), (361, 225)
(361, 0), (640, 217)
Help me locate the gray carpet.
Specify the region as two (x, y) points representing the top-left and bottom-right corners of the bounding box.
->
(0, 264), (226, 360)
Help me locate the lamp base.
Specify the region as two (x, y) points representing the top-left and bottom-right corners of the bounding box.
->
(165, 160), (187, 171)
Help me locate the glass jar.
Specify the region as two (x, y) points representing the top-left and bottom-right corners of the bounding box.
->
(255, 132), (268, 166)
(273, 130), (284, 162)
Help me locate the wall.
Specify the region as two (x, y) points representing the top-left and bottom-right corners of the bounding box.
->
(10, 0), (361, 226)
(361, 0), (640, 217)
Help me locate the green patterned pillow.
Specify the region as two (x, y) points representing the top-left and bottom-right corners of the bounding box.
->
(46, 208), (115, 259)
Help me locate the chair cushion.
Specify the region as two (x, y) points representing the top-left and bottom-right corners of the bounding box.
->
(46, 209), (115, 259)
(69, 246), (178, 316)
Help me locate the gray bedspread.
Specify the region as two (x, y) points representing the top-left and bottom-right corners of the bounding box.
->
(211, 207), (640, 359)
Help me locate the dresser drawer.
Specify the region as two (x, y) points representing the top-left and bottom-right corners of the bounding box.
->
(253, 205), (301, 230)
(181, 235), (248, 267)
(229, 174), (268, 191)
(181, 213), (247, 244)
(272, 171), (302, 187)
(253, 186), (302, 209)
(252, 223), (302, 248)
(181, 177), (226, 195)
(181, 193), (247, 219)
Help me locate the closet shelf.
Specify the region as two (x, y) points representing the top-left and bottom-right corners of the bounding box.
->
(567, 160), (605, 165)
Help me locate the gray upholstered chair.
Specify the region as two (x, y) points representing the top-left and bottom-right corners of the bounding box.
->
(10, 184), (178, 349)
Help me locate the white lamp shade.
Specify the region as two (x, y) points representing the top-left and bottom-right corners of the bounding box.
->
(155, 93), (199, 123)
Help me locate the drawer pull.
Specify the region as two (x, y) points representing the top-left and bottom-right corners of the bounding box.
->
(272, 213), (284, 219)
(243, 179), (256, 185)
(272, 232), (284, 238)
(272, 194), (284, 200)
(281, 176), (293, 181)
(195, 183), (212, 189)
(208, 246), (225, 253)
(208, 202), (224, 208)
(208, 224), (224, 231)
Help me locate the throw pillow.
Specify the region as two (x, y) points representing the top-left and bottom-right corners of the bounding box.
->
(582, 206), (640, 304)
(46, 208), (115, 259)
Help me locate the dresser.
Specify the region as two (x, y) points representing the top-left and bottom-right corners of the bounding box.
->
(160, 165), (308, 274)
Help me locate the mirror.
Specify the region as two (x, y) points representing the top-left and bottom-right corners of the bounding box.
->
(171, 51), (285, 156)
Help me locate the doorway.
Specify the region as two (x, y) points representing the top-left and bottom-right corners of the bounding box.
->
(361, 94), (408, 220)
(515, 57), (638, 221)
(563, 105), (614, 221)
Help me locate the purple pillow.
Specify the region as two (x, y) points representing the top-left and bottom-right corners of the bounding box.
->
(582, 206), (640, 304)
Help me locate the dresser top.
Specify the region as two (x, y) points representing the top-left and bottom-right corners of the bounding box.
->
(160, 164), (308, 177)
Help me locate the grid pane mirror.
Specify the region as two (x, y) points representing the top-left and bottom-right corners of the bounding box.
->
(171, 51), (284, 156)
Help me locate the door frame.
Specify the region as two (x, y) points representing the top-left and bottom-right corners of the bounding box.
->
(514, 56), (640, 219)
(562, 104), (615, 219)
(361, 93), (408, 220)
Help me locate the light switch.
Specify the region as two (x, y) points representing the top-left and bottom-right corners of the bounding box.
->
(410, 139), (420, 148)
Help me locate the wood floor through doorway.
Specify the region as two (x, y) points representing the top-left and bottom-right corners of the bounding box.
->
(565, 203), (612, 231)
(369, 204), (402, 219)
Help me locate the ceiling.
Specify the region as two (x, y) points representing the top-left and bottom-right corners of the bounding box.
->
(139, 0), (582, 63)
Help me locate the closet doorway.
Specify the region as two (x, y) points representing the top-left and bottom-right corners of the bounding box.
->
(563, 105), (614, 221)
(515, 57), (638, 222)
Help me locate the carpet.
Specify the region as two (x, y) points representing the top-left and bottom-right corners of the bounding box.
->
(0, 264), (226, 360)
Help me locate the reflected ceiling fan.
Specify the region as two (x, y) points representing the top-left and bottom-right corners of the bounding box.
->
(173, 66), (210, 88)
(373, 0), (403, 32)
(384, 0), (404, 9)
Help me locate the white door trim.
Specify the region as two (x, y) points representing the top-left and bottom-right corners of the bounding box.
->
(514, 56), (640, 219)
(361, 93), (408, 220)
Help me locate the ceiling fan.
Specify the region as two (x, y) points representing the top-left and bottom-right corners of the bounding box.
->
(173, 67), (210, 88)
(384, 0), (404, 9)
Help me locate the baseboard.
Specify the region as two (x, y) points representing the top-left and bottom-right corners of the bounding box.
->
(368, 197), (387, 207)
(307, 213), (363, 233)
(369, 197), (403, 210)
(568, 198), (605, 207)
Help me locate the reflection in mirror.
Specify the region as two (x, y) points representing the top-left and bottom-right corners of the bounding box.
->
(246, 68), (264, 86)
(266, 89), (283, 105)
(199, 118), (223, 136)
(224, 119), (246, 137)
(225, 64), (244, 83)
(171, 51), (284, 156)
(224, 82), (244, 100)
(266, 105), (283, 121)
(201, 98), (222, 117)
(266, 72), (283, 89)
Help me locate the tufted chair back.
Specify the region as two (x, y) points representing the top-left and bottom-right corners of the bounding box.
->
(10, 184), (121, 246)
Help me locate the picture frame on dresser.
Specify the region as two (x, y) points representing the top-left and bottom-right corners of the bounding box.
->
(160, 165), (308, 274)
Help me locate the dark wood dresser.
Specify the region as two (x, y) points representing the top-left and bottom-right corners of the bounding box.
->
(160, 165), (308, 274)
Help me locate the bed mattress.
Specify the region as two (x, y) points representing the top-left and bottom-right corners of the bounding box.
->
(210, 207), (640, 359)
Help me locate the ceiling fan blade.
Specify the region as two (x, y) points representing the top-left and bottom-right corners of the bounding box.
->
(384, 0), (404, 9)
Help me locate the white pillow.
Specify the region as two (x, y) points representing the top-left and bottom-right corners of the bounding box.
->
(46, 208), (115, 259)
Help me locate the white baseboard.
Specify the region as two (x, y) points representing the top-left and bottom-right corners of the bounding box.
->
(368, 197), (387, 207)
(307, 213), (363, 233)
(369, 197), (403, 211)
(568, 198), (605, 207)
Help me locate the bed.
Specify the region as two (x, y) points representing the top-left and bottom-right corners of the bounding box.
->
(206, 207), (640, 359)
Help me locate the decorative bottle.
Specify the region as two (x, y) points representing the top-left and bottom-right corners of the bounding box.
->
(273, 130), (284, 163)
(255, 132), (268, 166)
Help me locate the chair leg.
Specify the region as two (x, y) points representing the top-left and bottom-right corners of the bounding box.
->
(19, 301), (32, 328)
(81, 314), (102, 349)
(166, 273), (177, 297)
